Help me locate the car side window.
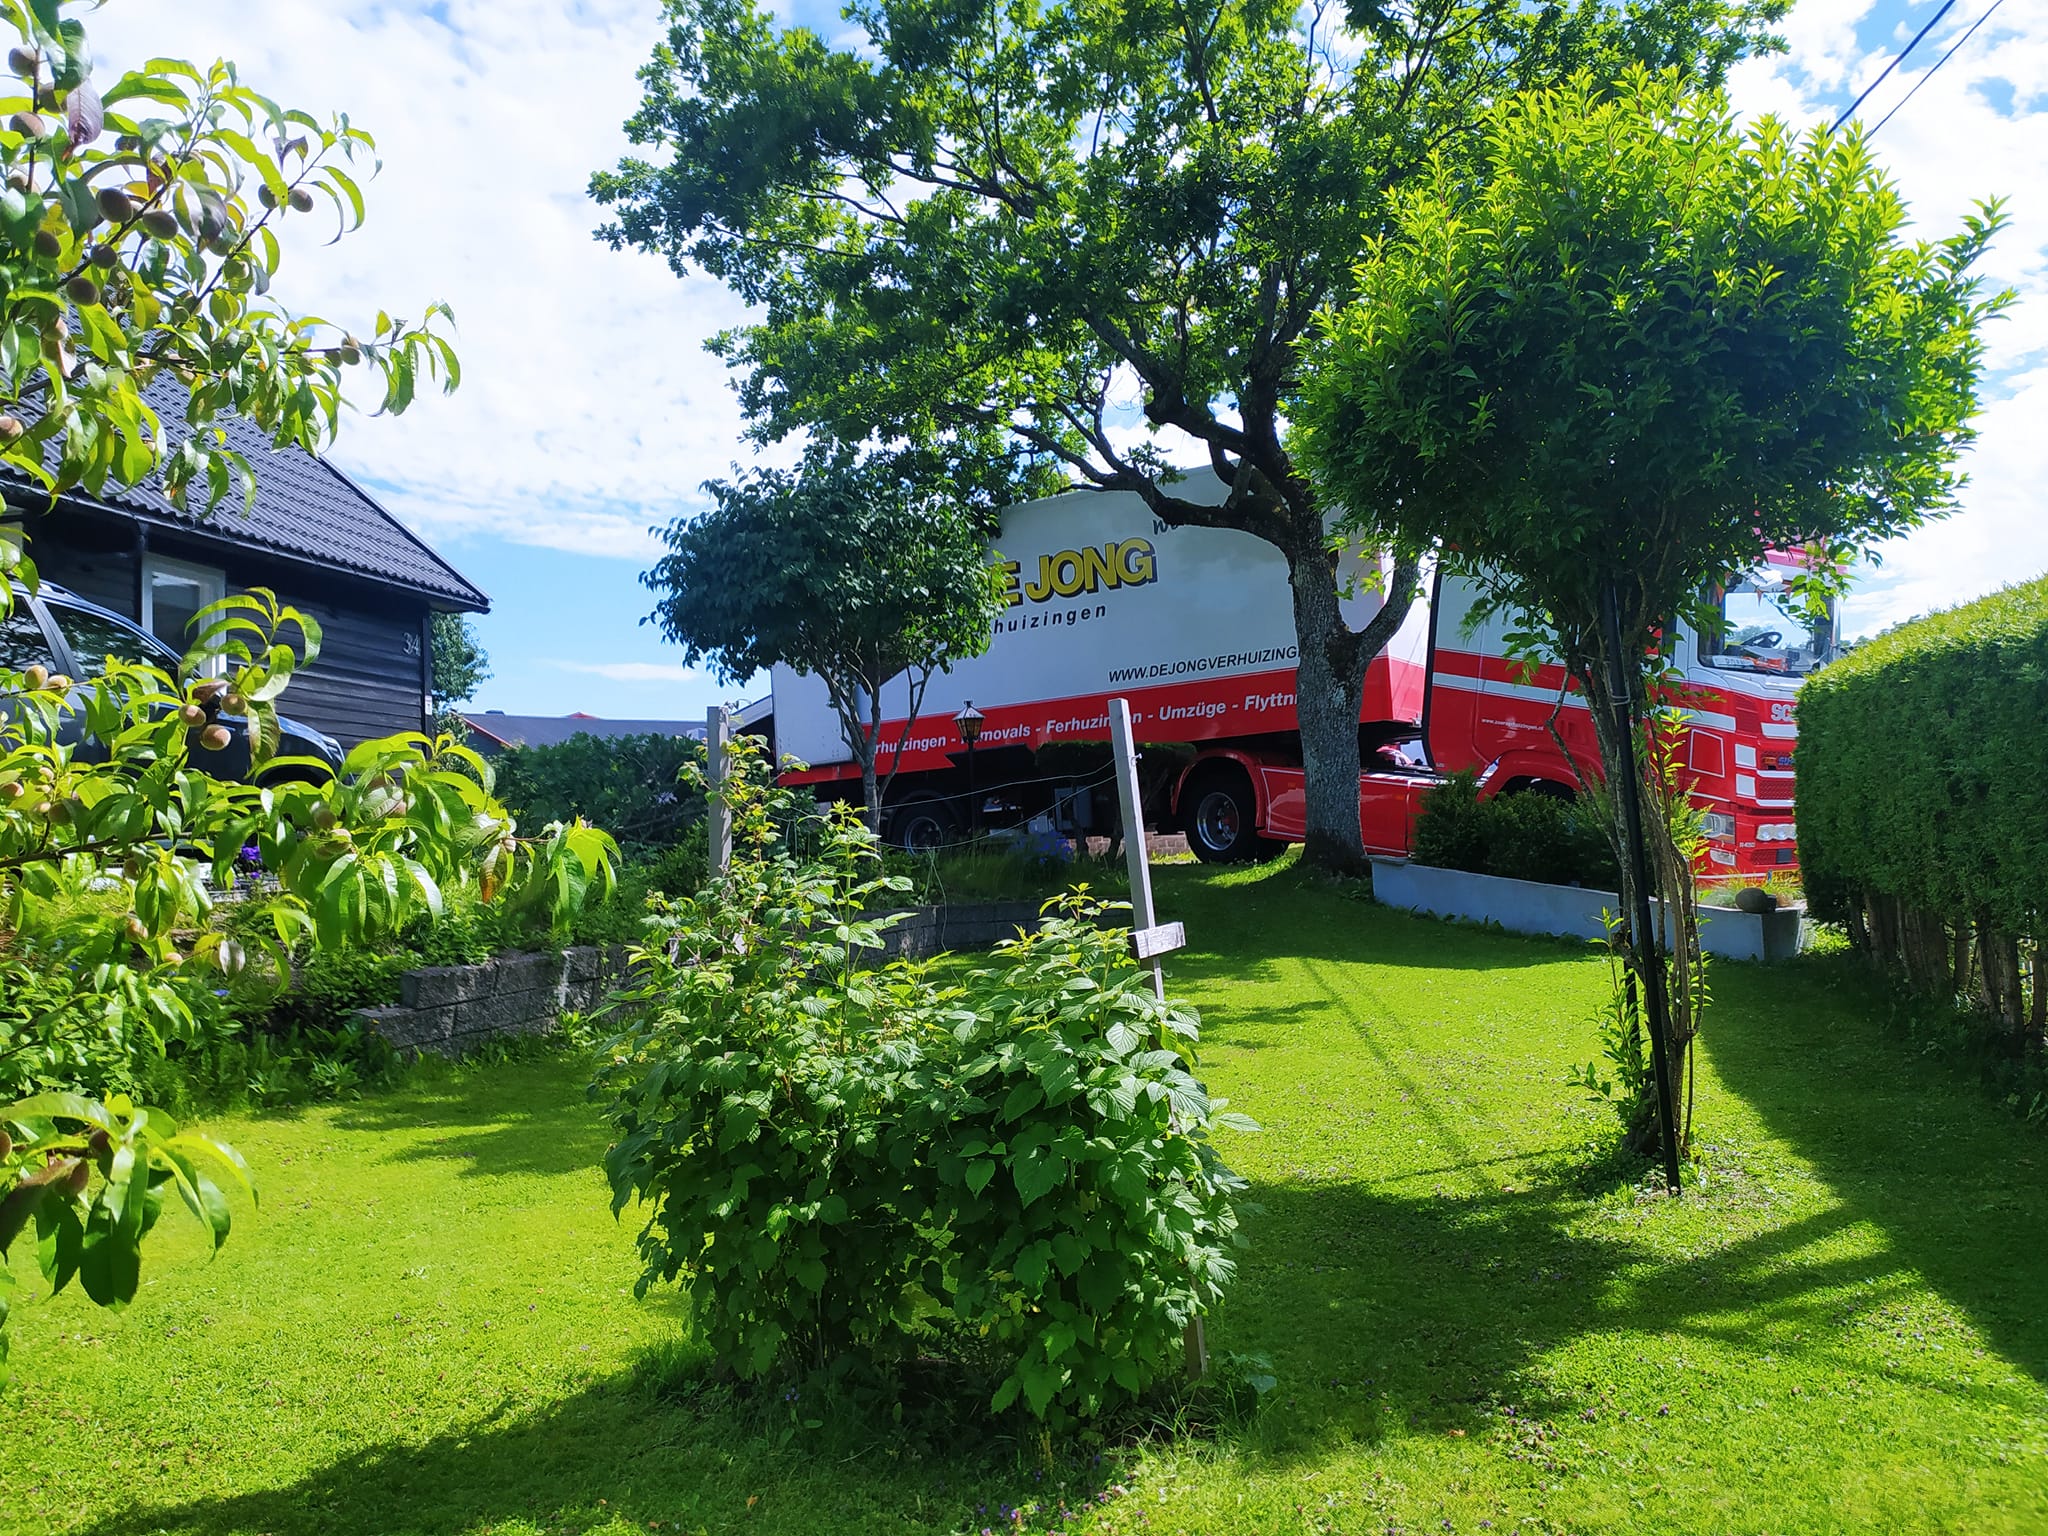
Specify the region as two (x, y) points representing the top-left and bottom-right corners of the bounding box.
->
(48, 602), (174, 672)
(2, 600), (57, 674)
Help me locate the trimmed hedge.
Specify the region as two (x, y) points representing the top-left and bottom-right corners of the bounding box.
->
(1798, 574), (2046, 1035)
(493, 731), (706, 853)
(1411, 770), (1619, 890)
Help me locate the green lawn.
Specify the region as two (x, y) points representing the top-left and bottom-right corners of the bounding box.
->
(7, 859), (2046, 1535)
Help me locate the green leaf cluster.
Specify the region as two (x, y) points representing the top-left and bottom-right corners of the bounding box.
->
(0, 0), (457, 509)
(1298, 68), (2009, 659)
(1411, 772), (1618, 891)
(0, 589), (621, 1369)
(0, 1088), (250, 1379)
(493, 730), (707, 857)
(595, 739), (1247, 1425)
(1797, 574), (2048, 938)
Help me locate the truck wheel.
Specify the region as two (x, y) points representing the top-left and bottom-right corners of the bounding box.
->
(888, 797), (958, 852)
(1181, 766), (1273, 864)
(1505, 777), (1575, 802)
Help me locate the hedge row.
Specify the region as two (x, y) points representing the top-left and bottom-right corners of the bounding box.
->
(1798, 574), (2047, 1033)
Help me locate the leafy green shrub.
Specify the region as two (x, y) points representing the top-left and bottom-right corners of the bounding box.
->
(883, 840), (1130, 905)
(270, 947), (407, 1034)
(1798, 575), (2045, 1039)
(1800, 576), (2048, 930)
(595, 743), (1247, 1425)
(495, 732), (706, 854)
(1411, 772), (1620, 890)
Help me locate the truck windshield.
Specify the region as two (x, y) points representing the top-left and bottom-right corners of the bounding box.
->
(1700, 568), (1836, 677)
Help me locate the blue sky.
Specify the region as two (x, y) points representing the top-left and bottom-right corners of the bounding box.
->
(93, 0), (2048, 717)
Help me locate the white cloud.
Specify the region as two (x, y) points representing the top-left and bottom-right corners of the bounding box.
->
(551, 659), (713, 684)
(1730, 0), (2048, 636)
(86, 1), (2048, 646)
(91, 1), (752, 559)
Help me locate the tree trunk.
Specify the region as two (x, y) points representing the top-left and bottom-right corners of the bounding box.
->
(1845, 896), (1870, 956)
(1285, 544), (1369, 875)
(2001, 932), (2026, 1032)
(860, 691), (884, 834)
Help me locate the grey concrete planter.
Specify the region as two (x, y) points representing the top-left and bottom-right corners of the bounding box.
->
(1369, 858), (1805, 963)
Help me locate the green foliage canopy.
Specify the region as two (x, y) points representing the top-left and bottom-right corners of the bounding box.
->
(1298, 70), (2009, 1158)
(1298, 70), (2009, 659)
(644, 448), (1007, 826)
(429, 611), (489, 720)
(593, 0), (1787, 868)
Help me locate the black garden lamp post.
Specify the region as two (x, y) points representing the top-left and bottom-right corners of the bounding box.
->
(954, 701), (984, 837)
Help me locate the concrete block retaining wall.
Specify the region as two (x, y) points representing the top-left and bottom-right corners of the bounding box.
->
(354, 903), (1072, 1055)
(354, 944), (631, 1057)
(878, 900), (1048, 959)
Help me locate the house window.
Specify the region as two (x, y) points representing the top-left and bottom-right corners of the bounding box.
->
(141, 554), (226, 667)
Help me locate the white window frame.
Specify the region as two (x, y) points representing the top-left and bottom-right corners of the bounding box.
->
(140, 553), (227, 672)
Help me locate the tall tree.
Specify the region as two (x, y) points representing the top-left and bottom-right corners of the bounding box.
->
(644, 447), (1010, 833)
(593, 0), (1785, 871)
(429, 610), (490, 736)
(1298, 71), (2006, 1165)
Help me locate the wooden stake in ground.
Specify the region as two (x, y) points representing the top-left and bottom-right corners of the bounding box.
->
(707, 705), (732, 877)
(1107, 697), (1205, 1376)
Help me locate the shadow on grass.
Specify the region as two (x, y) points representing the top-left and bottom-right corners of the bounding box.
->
(328, 1052), (612, 1182)
(80, 1348), (1130, 1536)
(1703, 952), (2048, 1386)
(88, 1167), (2003, 1536)
(1227, 1172), (1967, 1453)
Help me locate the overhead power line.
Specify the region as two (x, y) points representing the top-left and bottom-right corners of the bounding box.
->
(1832, 0), (1960, 132)
(1869, 0), (2008, 137)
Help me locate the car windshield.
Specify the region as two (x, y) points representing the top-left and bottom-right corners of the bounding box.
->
(2, 599), (56, 674)
(49, 602), (177, 671)
(1700, 569), (1836, 677)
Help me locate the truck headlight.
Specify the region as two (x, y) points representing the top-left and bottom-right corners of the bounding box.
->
(1702, 811), (1736, 840)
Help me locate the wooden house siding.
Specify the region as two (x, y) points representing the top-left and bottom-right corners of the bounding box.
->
(272, 595), (428, 745)
(30, 531), (138, 618)
(24, 520), (436, 746)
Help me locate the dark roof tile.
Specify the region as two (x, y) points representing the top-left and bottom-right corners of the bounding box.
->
(9, 385), (487, 609)
(463, 713), (706, 750)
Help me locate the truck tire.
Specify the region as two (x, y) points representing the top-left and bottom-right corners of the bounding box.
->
(1504, 777), (1575, 802)
(1180, 764), (1278, 864)
(887, 796), (958, 852)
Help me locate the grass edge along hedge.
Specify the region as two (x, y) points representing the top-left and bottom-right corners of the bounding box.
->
(1798, 573), (2046, 1037)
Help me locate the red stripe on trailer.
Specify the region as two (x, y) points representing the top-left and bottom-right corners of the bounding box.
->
(782, 653), (1425, 787)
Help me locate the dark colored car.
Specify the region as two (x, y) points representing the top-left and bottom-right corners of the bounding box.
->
(3, 581), (343, 783)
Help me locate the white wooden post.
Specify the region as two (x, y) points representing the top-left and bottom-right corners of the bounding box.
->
(1107, 697), (1206, 1377)
(1108, 697), (1166, 1002)
(707, 705), (732, 877)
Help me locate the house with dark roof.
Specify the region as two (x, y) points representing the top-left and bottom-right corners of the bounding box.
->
(462, 711), (706, 755)
(3, 409), (486, 747)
